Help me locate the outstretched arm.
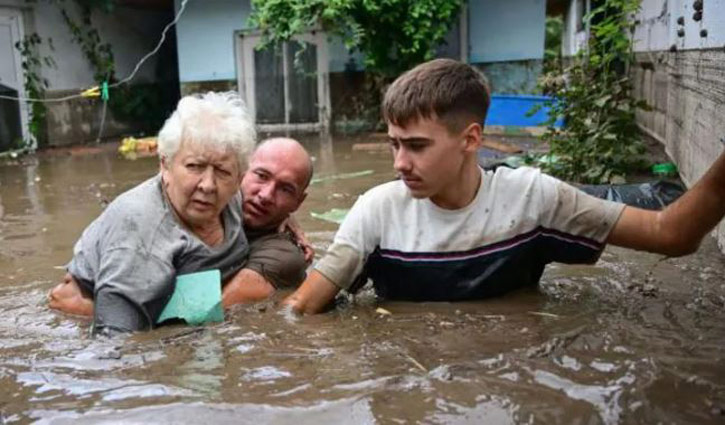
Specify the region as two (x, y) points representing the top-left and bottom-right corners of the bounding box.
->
(607, 150), (725, 256)
(282, 270), (340, 314)
(222, 269), (275, 307)
(223, 232), (309, 307)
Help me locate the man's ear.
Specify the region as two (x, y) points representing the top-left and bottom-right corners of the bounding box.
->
(292, 192), (308, 213)
(462, 122), (483, 153)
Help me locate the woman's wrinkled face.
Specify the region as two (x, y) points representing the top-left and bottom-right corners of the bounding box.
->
(161, 141), (241, 229)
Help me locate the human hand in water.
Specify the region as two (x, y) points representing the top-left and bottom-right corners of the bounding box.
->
(48, 273), (94, 317)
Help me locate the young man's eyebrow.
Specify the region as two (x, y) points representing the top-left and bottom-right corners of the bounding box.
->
(388, 136), (433, 144)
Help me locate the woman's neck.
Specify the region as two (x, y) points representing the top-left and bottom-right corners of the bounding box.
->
(190, 220), (225, 247)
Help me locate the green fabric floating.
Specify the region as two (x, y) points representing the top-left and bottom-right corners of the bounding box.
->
(310, 169), (374, 184)
(310, 208), (350, 224)
(156, 269), (224, 326)
(652, 162), (677, 177)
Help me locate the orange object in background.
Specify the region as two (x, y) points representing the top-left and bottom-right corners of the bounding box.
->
(119, 137), (157, 159)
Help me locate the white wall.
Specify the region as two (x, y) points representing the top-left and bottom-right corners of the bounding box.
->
(563, 0), (725, 55)
(468, 0), (546, 63)
(0, 0), (169, 91)
(174, 0), (360, 82)
(562, 0), (588, 57)
(633, 0), (725, 52)
(174, 0), (251, 82)
(30, 3), (169, 91)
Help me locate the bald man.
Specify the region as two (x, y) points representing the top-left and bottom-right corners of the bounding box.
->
(222, 137), (313, 306)
(49, 137), (314, 315)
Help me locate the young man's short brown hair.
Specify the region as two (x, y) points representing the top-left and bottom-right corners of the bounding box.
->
(382, 58), (491, 133)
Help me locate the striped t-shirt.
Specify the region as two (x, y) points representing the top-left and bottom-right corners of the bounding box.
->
(315, 166), (625, 301)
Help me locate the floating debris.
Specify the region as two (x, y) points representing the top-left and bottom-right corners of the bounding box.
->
(528, 311), (561, 318)
(119, 136), (158, 160)
(375, 307), (392, 316)
(310, 170), (374, 184)
(310, 208), (350, 224)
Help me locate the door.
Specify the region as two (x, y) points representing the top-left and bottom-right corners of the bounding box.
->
(0, 9), (28, 150)
(236, 31), (330, 133)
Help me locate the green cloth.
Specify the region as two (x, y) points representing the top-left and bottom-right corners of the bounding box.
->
(156, 270), (224, 326)
(310, 208), (350, 224)
(310, 170), (374, 184)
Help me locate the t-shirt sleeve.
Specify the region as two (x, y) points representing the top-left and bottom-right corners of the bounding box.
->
(244, 232), (306, 289)
(314, 191), (380, 291)
(535, 171), (625, 263)
(93, 246), (176, 336)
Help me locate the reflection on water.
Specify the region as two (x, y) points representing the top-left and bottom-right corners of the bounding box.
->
(1, 136), (725, 424)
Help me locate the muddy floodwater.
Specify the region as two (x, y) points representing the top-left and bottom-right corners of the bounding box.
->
(1, 135), (724, 424)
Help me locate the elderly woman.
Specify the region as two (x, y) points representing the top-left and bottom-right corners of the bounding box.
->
(49, 92), (255, 335)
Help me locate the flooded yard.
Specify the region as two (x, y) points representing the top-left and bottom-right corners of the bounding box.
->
(1, 135), (724, 424)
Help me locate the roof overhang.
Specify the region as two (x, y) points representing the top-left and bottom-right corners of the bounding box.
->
(117, 0), (173, 10)
(546, 0), (569, 16)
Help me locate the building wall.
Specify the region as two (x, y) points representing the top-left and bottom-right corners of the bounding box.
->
(468, 0), (546, 93)
(560, 0), (725, 251)
(174, 0), (358, 91)
(633, 0), (725, 52)
(562, 0), (588, 57)
(476, 60), (542, 94)
(631, 0), (725, 251)
(174, 0), (250, 84)
(0, 0), (174, 146)
(36, 4), (167, 90)
(563, 0), (725, 57)
(468, 0), (545, 62)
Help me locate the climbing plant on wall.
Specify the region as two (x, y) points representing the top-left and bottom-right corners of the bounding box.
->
(250, 0), (462, 77)
(61, 0), (171, 132)
(537, 0), (649, 184)
(15, 33), (56, 147)
(19, 0), (170, 138)
(250, 0), (462, 129)
(543, 16), (563, 73)
(60, 4), (115, 83)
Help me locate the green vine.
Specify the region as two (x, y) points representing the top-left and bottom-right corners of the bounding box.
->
(59, 0), (170, 132)
(15, 33), (56, 147)
(60, 5), (115, 84)
(12, 0), (168, 146)
(536, 0), (649, 184)
(250, 0), (463, 78)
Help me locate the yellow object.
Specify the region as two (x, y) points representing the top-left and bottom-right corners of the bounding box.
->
(80, 86), (100, 98)
(119, 137), (158, 159)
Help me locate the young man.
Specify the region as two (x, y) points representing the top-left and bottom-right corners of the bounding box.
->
(284, 58), (725, 314)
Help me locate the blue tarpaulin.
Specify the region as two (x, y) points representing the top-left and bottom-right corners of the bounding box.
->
(485, 94), (563, 128)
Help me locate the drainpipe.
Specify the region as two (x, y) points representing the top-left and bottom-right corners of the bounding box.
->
(584, 0), (591, 53)
(460, 2), (469, 63)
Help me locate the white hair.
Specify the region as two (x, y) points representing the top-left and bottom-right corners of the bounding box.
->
(157, 91), (256, 170)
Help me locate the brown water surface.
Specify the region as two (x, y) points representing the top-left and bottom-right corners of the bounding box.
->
(0, 136), (724, 424)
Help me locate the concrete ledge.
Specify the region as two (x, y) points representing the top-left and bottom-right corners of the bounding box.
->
(180, 80), (236, 96)
(484, 125), (546, 137)
(44, 90), (135, 147)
